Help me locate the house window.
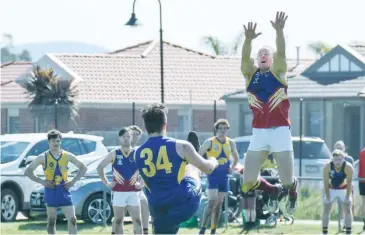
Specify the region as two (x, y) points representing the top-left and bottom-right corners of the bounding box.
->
(7, 108), (20, 134)
(177, 109), (191, 132)
(340, 55), (349, 71)
(8, 116), (20, 134)
(239, 103), (252, 136)
(350, 62), (362, 72)
(305, 102), (322, 137)
(330, 55), (339, 72)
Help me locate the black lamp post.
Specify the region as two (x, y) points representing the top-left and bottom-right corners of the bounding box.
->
(125, 0), (165, 104)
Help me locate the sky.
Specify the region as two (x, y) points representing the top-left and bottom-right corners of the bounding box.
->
(1, 0), (364, 59)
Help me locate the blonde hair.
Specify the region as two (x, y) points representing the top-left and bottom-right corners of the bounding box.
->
(332, 149), (346, 158)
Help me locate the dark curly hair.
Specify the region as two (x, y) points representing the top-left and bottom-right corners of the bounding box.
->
(187, 131), (200, 152)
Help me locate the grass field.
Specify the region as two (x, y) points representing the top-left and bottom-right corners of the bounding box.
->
(1, 220), (365, 234)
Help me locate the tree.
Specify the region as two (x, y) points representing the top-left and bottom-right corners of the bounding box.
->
(1, 33), (32, 63)
(24, 66), (78, 132)
(1, 47), (17, 63)
(202, 29), (245, 56)
(18, 50), (32, 61)
(308, 41), (332, 58)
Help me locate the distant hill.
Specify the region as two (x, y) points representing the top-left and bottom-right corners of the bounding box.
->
(10, 41), (109, 61)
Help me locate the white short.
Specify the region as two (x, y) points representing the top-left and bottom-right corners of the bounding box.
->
(247, 126), (293, 152)
(324, 189), (349, 203)
(112, 191), (140, 207)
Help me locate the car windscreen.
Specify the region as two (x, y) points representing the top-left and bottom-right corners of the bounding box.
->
(0, 141), (30, 164)
(293, 141), (332, 159)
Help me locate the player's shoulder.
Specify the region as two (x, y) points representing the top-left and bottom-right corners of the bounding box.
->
(324, 161), (331, 169)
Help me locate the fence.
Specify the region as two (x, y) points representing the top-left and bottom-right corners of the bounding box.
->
(3, 99), (364, 157)
(1, 172), (361, 233)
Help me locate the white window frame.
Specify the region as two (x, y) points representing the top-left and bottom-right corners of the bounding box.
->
(177, 108), (192, 132)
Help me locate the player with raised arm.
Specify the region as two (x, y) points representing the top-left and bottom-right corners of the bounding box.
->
(198, 119), (239, 235)
(97, 127), (142, 235)
(134, 103), (219, 235)
(322, 150), (354, 235)
(240, 11), (298, 214)
(24, 130), (87, 235)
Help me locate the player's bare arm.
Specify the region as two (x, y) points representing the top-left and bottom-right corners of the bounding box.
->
(241, 22), (261, 80)
(176, 140), (218, 174)
(65, 153), (88, 189)
(271, 11), (288, 77)
(323, 163), (330, 199)
(344, 163), (354, 199)
(97, 151), (117, 188)
(24, 154), (55, 188)
(198, 139), (211, 157)
(230, 140), (239, 170)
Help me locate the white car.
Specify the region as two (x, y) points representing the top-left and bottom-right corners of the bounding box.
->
(0, 133), (108, 222)
(233, 136), (332, 178)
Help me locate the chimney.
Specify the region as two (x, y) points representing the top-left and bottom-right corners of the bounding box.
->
(296, 46), (300, 66)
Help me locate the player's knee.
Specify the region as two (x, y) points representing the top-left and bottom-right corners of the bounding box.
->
(69, 216), (77, 226)
(48, 216), (56, 225)
(115, 218), (123, 225)
(283, 177), (298, 190)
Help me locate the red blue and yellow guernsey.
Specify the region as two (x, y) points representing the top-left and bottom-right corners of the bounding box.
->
(245, 68), (290, 128)
(329, 161), (347, 189)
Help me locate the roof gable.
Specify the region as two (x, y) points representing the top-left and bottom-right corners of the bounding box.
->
(302, 45), (365, 84)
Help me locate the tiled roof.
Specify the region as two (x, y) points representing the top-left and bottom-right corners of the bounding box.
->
(1, 62), (32, 103)
(223, 75), (365, 100)
(349, 42), (365, 58)
(50, 40), (314, 105)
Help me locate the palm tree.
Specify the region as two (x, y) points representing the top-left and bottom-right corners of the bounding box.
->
(24, 66), (78, 132)
(308, 41), (332, 58)
(202, 29), (245, 56)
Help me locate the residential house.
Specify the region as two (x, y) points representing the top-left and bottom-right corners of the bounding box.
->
(222, 43), (365, 159)
(1, 40), (313, 144)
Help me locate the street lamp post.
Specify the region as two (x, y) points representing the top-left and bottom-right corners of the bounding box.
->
(125, 0), (165, 104)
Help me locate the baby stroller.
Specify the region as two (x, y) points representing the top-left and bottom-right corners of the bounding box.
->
(241, 168), (294, 229)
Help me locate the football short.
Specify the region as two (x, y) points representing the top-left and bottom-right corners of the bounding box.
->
(45, 185), (73, 207)
(208, 176), (229, 193)
(359, 182), (365, 196)
(323, 189), (349, 203)
(112, 191), (140, 207)
(248, 126), (293, 152)
(150, 177), (201, 234)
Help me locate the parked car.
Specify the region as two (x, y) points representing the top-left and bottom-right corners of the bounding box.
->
(30, 158), (114, 224)
(233, 136), (332, 178)
(0, 133), (108, 222)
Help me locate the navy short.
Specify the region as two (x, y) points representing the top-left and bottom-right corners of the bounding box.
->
(45, 185), (73, 207)
(208, 176), (228, 192)
(149, 177), (201, 234)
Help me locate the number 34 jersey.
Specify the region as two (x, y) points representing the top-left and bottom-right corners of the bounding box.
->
(134, 136), (188, 205)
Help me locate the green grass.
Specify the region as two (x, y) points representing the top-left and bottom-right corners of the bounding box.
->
(1, 220), (364, 234)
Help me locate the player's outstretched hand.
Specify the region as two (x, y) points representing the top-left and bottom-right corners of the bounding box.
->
(270, 11), (288, 31)
(243, 22), (262, 40)
(106, 181), (116, 189)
